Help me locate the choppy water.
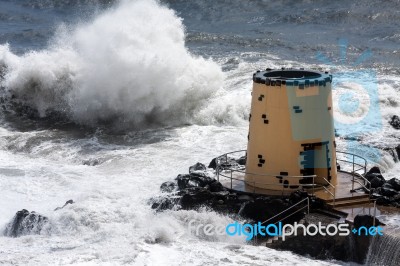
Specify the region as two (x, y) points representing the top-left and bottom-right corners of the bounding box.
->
(0, 0), (399, 265)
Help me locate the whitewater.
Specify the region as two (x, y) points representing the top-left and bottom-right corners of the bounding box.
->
(0, 0), (400, 265)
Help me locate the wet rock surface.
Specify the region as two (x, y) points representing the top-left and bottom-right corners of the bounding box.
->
(4, 200), (75, 237)
(151, 162), (397, 264)
(365, 167), (400, 207)
(54, 199), (74, 211)
(3, 209), (49, 237)
(151, 163), (323, 225)
(389, 115), (400, 129)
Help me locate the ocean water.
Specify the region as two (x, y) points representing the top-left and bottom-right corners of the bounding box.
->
(0, 0), (399, 264)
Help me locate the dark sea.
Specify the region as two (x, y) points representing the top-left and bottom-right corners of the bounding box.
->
(0, 0), (399, 265)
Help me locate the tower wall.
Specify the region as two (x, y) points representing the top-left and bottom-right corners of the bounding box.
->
(245, 69), (337, 191)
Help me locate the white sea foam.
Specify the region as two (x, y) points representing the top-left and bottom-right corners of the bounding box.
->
(0, 0), (227, 129)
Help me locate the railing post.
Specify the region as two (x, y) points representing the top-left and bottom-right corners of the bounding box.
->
(230, 169), (233, 190)
(307, 197), (310, 214)
(333, 187), (336, 207)
(312, 175), (315, 196)
(373, 200), (376, 227)
(352, 155), (355, 191)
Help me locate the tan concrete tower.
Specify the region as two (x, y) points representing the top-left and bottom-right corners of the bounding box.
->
(245, 69), (337, 192)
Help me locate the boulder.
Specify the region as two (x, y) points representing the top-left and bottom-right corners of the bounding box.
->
(387, 178), (400, 191)
(236, 156), (246, 165)
(151, 197), (178, 211)
(176, 174), (196, 190)
(366, 166), (381, 176)
(376, 196), (392, 206)
(189, 162), (206, 173)
(374, 184), (397, 197)
(239, 198), (287, 223)
(160, 181), (177, 193)
(365, 172), (385, 183)
(189, 171), (214, 186)
(208, 180), (225, 192)
(179, 188), (214, 209)
(396, 145), (400, 161)
(3, 209), (48, 237)
(353, 214), (382, 228)
(392, 193), (400, 202)
(208, 158), (217, 169)
(54, 200), (74, 211)
(289, 190), (308, 204)
(389, 115), (400, 129)
(213, 190), (230, 199)
(310, 196), (326, 209)
(370, 176), (385, 188)
(381, 183), (399, 197)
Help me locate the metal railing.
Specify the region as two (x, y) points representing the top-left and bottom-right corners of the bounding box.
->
(352, 173), (372, 197)
(215, 150), (317, 196)
(347, 200), (378, 226)
(322, 177), (336, 206)
(253, 197), (310, 242)
(215, 149), (370, 200)
(336, 151), (371, 196)
(336, 151), (367, 175)
(260, 197), (310, 226)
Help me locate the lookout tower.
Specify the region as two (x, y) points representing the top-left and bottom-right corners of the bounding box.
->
(245, 69), (337, 192)
(216, 68), (373, 211)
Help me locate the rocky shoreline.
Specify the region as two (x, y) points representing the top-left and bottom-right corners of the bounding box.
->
(3, 159), (400, 265)
(149, 160), (400, 264)
(365, 166), (400, 207)
(150, 162), (324, 225)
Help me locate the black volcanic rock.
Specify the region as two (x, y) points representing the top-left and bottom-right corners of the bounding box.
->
(366, 166), (381, 176)
(176, 174), (193, 190)
(387, 178), (400, 191)
(238, 198), (292, 223)
(381, 183), (399, 197)
(208, 180), (225, 192)
(3, 209), (48, 237)
(208, 158), (217, 169)
(189, 162), (206, 173)
(179, 188), (214, 209)
(175, 172), (215, 190)
(208, 155), (245, 170)
(151, 197), (178, 211)
(236, 156), (246, 165)
(289, 190), (308, 204)
(54, 199), (74, 211)
(353, 214), (382, 228)
(389, 115), (400, 129)
(153, 164), (311, 224)
(189, 171), (214, 186)
(376, 196), (392, 206)
(370, 176), (385, 188)
(365, 166), (400, 207)
(160, 181), (176, 193)
(365, 172), (384, 183)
